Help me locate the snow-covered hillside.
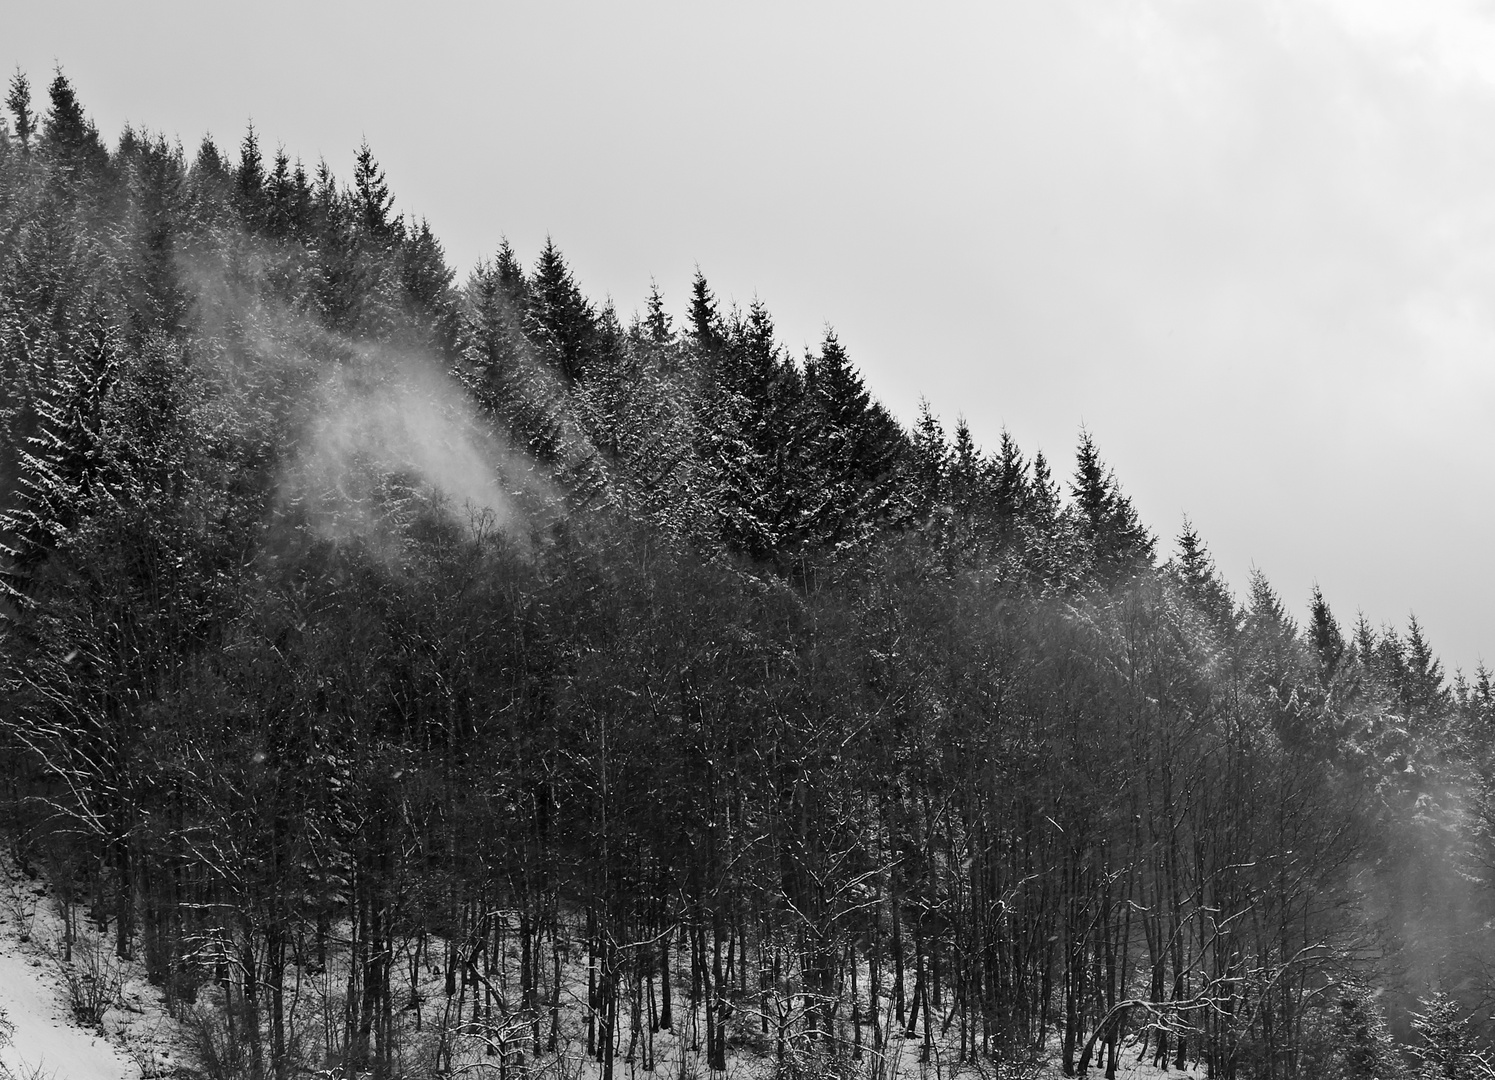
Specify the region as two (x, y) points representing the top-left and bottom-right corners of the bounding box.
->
(0, 863), (183, 1080)
(0, 854), (1214, 1080)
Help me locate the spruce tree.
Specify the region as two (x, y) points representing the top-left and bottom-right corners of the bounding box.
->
(352, 139), (398, 242)
(1069, 428), (1154, 582)
(798, 328), (906, 551)
(1309, 585), (1346, 686)
(6, 69), (33, 153)
(184, 136), (233, 235)
(529, 237), (595, 383)
(947, 418), (982, 518)
(1403, 615), (1450, 724)
(985, 428), (1028, 551)
(1352, 612), (1378, 669)
(495, 237), (527, 302)
(909, 399), (949, 518)
(686, 268), (722, 371)
(235, 122), (267, 232)
(731, 297), (780, 407)
(40, 69), (107, 179)
(399, 216), (457, 352)
(643, 278), (674, 346)
(264, 147), (313, 240)
(1412, 993), (1489, 1080)
(1173, 520), (1236, 637)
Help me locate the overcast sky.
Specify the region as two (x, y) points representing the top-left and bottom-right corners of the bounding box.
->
(10, 0), (1494, 673)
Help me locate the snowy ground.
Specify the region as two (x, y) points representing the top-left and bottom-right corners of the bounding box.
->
(0, 857), (1209, 1080)
(0, 938), (131, 1080)
(1044, 1048), (1201, 1080)
(0, 863), (184, 1080)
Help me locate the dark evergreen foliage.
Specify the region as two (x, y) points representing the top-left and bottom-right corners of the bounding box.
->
(234, 123), (266, 232)
(529, 237), (595, 383)
(6, 69), (34, 152)
(1069, 427), (1154, 582)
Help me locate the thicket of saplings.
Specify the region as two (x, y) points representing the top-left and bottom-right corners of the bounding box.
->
(0, 69), (1492, 1080)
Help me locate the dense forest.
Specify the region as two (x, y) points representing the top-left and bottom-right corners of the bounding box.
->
(1, 69), (1492, 1080)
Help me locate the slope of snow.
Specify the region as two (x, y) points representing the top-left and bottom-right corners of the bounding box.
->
(0, 942), (134, 1080)
(0, 852), (1212, 1080)
(0, 863), (186, 1080)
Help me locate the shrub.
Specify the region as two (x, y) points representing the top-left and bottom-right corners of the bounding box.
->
(44, 927), (122, 1031)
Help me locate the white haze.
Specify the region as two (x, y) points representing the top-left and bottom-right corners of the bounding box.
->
(284, 350), (524, 543)
(179, 247), (552, 551)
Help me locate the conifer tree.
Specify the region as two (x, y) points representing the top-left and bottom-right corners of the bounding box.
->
(1244, 569), (1309, 744)
(529, 237), (596, 383)
(118, 130), (189, 343)
(1306, 983), (1406, 1080)
(730, 297), (783, 408)
(643, 278), (674, 346)
(1309, 585), (1347, 687)
(352, 139), (398, 243)
(1373, 626), (1408, 700)
(6, 69), (33, 153)
(399, 216), (457, 352)
(702, 299), (807, 562)
(1352, 613), (1378, 668)
(1173, 520), (1236, 637)
(946, 418), (984, 523)
(1246, 569), (1298, 647)
(909, 399), (949, 517)
(40, 69), (107, 180)
(459, 256), (563, 462)
(1403, 615), (1450, 725)
(263, 147), (313, 241)
(1464, 664), (1494, 734)
(1069, 428), (1154, 582)
(984, 428), (1028, 552)
(1412, 993), (1489, 1080)
(686, 268), (723, 371)
(798, 328), (906, 551)
(1026, 450), (1060, 528)
(234, 122), (267, 232)
(184, 136), (234, 235)
(0, 312), (121, 593)
(495, 236), (527, 302)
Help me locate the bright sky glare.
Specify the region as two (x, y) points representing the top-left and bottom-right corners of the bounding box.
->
(9, 0), (1494, 673)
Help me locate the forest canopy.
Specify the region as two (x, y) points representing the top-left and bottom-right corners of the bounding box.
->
(1, 69), (1492, 1080)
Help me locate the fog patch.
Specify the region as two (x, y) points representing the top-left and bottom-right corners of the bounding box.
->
(282, 348), (529, 544)
(178, 240), (559, 551)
